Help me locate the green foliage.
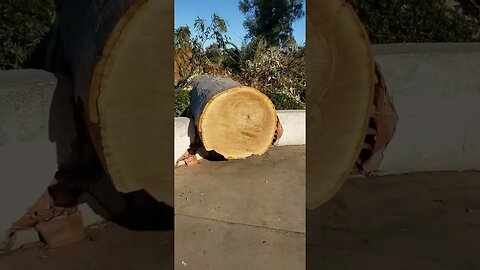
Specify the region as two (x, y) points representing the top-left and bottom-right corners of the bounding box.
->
(237, 36), (266, 67)
(223, 36), (306, 110)
(174, 88), (191, 117)
(238, 0), (305, 46)
(193, 13), (229, 48)
(174, 26), (193, 79)
(454, 0), (480, 24)
(221, 47), (241, 72)
(205, 44), (223, 64)
(0, 0), (55, 69)
(174, 12), (306, 111)
(234, 37), (305, 101)
(264, 89), (305, 110)
(174, 26), (192, 49)
(175, 13), (234, 80)
(347, 0), (480, 43)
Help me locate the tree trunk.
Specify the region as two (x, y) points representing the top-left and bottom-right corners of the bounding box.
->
(189, 75), (277, 159)
(53, 0), (174, 202)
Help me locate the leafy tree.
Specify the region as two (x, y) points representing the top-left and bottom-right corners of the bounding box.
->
(174, 26), (194, 79)
(193, 13), (229, 48)
(205, 43), (223, 64)
(0, 0), (56, 69)
(221, 47), (241, 72)
(174, 88), (191, 117)
(174, 26), (192, 49)
(234, 36), (305, 102)
(174, 13), (234, 81)
(453, 0), (480, 24)
(238, 0), (304, 46)
(347, 0), (480, 43)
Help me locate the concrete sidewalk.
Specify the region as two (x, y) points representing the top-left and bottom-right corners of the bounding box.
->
(0, 145), (305, 270)
(308, 171), (480, 269)
(3, 170), (480, 269)
(175, 145), (306, 270)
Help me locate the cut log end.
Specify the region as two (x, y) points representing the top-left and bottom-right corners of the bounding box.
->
(306, 0), (375, 209)
(58, 0), (173, 199)
(198, 86), (277, 159)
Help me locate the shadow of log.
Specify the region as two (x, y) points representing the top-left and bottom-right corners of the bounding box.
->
(110, 190), (174, 231)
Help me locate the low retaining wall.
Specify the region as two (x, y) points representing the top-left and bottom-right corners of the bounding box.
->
(0, 70), (59, 248)
(373, 43), (480, 174)
(0, 70), (103, 251)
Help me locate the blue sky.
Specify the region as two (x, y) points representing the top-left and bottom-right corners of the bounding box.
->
(174, 0), (306, 47)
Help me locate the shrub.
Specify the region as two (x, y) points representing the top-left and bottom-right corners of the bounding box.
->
(264, 89), (305, 110)
(0, 0), (56, 69)
(174, 13), (232, 80)
(233, 37), (306, 103)
(174, 88), (191, 117)
(221, 47), (241, 73)
(205, 44), (224, 64)
(347, 0), (480, 43)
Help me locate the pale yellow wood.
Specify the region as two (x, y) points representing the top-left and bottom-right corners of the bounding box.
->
(307, 0), (375, 209)
(96, 0), (173, 200)
(198, 86), (277, 159)
(88, 0), (147, 124)
(56, 0), (173, 202)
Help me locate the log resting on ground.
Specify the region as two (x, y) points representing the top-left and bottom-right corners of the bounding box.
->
(189, 75), (277, 160)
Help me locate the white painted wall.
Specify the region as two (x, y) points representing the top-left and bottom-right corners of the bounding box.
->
(373, 43), (480, 174)
(0, 70), (103, 251)
(174, 117), (200, 163)
(0, 70), (58, 249)
(276, 110), (306, 146)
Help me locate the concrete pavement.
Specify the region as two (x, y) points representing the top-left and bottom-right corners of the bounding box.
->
(175, 145), (306, 269)
(3, 170), (480, 269)
(308, 171), (480, 269)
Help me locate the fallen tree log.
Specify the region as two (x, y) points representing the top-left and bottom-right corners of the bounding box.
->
(307, 0), (375, 209)
(52, 0), (174, 202)
(189, 75), (277, 159)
